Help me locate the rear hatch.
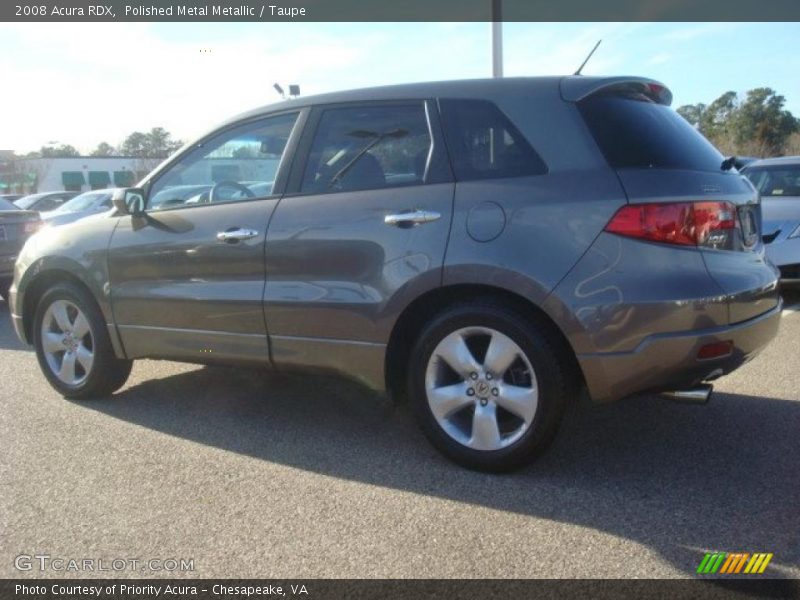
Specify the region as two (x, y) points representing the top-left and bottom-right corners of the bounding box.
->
(574, 81), (778, 324)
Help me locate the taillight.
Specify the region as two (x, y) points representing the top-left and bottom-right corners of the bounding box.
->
(605, 201), (738, 249)
(23, 220), (42, 234)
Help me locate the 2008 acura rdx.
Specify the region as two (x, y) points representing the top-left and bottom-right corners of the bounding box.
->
(10, 76), (782, 471)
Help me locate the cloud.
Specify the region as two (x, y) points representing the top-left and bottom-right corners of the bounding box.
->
(0, 23), (384, 152)
(657, 22), (741, 43)
(648, 52), (672, 66)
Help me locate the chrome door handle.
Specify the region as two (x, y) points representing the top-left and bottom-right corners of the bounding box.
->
(384, 209), (441, 227)
(216, 228), (259, 242)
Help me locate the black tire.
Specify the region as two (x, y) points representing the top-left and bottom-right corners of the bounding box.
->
(408, 300), (570, 472)
(33, 282), (133, 399)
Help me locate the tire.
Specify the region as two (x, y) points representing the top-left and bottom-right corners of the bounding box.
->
(408, 300), (570, 472)
(33, 282), (132, 399)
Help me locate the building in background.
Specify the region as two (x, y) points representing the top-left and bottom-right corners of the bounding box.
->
(0, 155), (148, 194)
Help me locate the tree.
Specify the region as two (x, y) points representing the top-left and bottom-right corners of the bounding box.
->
(732, 88), (798, 156)
(38, 144), (80, 158)
(119, 127), (183, 159)
(677, 88), (799, 157)
(676, 103), (706, 129)
(91, 142), (116, 157)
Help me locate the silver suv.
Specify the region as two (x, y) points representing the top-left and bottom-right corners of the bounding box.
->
(10, 76), (781, 471)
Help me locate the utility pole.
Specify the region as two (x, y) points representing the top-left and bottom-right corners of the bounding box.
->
(491, 0), (503, 78)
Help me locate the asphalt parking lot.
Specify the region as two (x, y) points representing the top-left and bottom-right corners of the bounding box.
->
(1, 291), (798, 580)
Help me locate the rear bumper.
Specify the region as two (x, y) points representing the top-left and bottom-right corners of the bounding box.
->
(0, 253), (17, 278)
(578, 300), (782, 403)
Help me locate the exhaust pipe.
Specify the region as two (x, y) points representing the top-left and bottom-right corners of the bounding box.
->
(661, 383), (713, 404)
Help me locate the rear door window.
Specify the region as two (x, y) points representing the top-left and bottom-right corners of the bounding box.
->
(578, 94), (723, 172)
(300, 103), (432, 194)
(438, 99), (547, 181)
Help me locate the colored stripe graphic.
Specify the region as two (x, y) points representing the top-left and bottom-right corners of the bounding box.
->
(720, 553), (749, 574)
(697, 553), (726, 574)
(744, 553), (774, 574)
(698, 552), (773, 574)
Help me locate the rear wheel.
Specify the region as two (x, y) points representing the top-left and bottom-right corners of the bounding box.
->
(33, 282), (132, 399)
(408, 301), (569, 472)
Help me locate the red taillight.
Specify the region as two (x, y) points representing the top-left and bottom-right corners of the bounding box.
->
(22, 220), (42, 234)
(605, 201), (738, 248)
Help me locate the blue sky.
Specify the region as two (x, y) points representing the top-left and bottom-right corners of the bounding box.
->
(1, 22), (798, 153)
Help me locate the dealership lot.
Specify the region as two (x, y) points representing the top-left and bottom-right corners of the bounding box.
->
(1, 292), (798, 579)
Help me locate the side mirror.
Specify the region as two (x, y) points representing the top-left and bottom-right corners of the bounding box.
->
(112, 188), (145, 216)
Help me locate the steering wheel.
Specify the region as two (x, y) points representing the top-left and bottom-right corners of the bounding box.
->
(208, 181), (255, 203)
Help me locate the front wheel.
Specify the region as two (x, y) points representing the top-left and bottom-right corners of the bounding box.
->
(408, 301), (570, 472)
(33, 282), (132, 399)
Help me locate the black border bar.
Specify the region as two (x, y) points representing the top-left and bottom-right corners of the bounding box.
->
(2, 579), (799, 600)
(4, 0), (800, 22)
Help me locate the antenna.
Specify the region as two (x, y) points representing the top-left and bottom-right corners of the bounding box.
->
(273, 83), (285, 99)
(574, 39), (602, 76)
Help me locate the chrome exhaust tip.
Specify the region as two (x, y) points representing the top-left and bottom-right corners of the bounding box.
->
(660, 383), (713, 404)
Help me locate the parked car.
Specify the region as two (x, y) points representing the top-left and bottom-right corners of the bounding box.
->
(733, 156), (761, 171)
(9, 76), (781, 471)
(741, 156), (800, 284)
(0, 197), (41, 299)
(0, 194), (24, 203)
(39, 189), (116, 227)
(14, 191), (77, 213)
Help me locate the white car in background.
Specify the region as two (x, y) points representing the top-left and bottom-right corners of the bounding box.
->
(742, 157), (800, 285)
(39, 189), (118, 227)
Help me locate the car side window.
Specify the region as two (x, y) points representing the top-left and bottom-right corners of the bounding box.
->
(147, 112), (299, 211)
(439, 99), (547, 181)
(38, 198), (59, 211)
(300, 103), (432, 194)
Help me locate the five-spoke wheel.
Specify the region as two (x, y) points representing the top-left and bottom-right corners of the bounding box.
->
(409, 301), (569, 472)
(33, 282), (132, 399)
(425, 326), (538, 451)
(40, 299), (95, 387)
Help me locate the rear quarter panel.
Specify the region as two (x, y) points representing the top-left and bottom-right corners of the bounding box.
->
(442, 90), (627, 311)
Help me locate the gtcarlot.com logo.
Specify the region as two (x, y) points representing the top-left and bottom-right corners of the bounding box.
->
(14, 554), (195, 573)
(697, 552), (773, 575)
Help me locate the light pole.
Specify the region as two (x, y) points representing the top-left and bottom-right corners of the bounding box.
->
(491, 0), (503, 78)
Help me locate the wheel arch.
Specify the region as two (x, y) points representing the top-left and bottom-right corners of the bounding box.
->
(384, 283), (585, 403)
(20, 263), (125, 358)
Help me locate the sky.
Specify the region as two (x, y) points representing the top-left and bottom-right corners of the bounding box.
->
(1, 21), (799, 154)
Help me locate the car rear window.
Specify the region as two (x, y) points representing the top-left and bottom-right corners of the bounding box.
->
(0, 198), (18, 211)
(578, 94), (724, 172)
(439, 99), (547, 181)
(742, 166), (800, 197)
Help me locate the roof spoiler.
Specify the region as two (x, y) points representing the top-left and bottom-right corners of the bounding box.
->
(560, 76), (673, 106)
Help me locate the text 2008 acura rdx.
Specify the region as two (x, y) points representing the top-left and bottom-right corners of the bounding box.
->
(10, 76), (781, 471)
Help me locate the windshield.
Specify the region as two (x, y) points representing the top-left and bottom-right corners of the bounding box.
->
(14, 194), (44, 209)
(55, 191), (111, 213)
(0, 198), (18, 211)
(742, 165), (800, 197)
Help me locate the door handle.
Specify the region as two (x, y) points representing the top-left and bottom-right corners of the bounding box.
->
(384, 209), (442, 227)
(216, 228), (259, 242)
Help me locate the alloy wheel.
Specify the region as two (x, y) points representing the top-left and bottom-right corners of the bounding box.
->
(40, 299), (94, 386)
(424, 326), (538, 451)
